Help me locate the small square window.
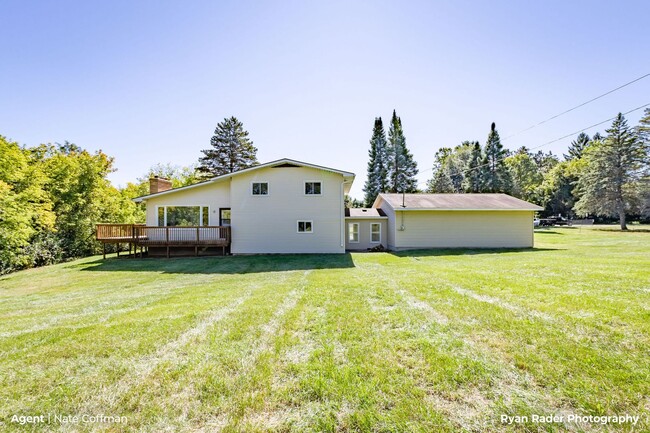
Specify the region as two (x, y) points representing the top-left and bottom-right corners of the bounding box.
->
(305, 182), (322, 195)
(252, 182), (269, 195)
(297, 221), (313, 233)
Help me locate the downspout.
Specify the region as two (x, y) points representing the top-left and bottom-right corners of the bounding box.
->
(340, 179), (352, 250)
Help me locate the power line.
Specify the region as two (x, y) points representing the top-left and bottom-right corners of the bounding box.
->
(502, 72), (650, 141)
(416, 102), (650, 187)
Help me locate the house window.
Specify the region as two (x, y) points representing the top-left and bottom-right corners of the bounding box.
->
(252, 182), (269, 196)
(297, 220), (313, 233)
(370, 223), (381, 243)
(305, 181), (322, 195)
(348, 223), (359, 243)
(157, 206), (209, 226)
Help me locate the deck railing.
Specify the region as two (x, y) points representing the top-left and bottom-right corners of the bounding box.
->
(96, 223), (145, 241)
(96, 224), (231, 257)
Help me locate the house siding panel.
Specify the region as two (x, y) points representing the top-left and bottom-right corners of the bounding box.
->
(144, 181), (231, 226)
(344, 219), (387, 251)
(392, 210), (535, 249)
(230, 166), (345, 254)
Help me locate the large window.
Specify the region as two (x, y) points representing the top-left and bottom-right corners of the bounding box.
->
(297, 220), (313, 233)
(157, 206), (209, 226)
(305, 181), (322, 195)
(348, 223), (359, 243)
(252, 182), (269, 196)
(370, 223), (381, 243)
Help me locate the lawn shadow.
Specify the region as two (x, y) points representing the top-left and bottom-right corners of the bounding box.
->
(534, 230), (565, 235)
(390, 247), (562, 258)
(80, 253), (356, 275)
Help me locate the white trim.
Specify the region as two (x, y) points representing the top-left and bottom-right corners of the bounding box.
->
(370, 222), (381, 243)
(297, 220), (314, 233)
(251, 181), (270, 196)
(304, 180), (323, 196)
(348, 222), (360, 243)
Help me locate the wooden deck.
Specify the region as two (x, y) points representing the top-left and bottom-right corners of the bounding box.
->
(96, 224), (231, 258)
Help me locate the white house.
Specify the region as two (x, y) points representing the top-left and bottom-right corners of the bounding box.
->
(96, 158), (543, 256)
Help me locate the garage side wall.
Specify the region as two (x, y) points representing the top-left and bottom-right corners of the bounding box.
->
(394, 210), (535, 249)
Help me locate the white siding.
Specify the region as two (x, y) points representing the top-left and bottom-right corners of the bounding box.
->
(230, 166), (345, 254)
(344, 219), (387, 251)
(378, 200), (398, 249)
(392, 210), (535, 249)
(144, 181), (231, 226)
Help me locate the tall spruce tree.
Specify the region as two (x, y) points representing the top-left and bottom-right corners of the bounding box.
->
(463, 141), (483, 192)
(635, 108), (650, 217)
(197, 116), (258, 178)
(363, 117), (389, 206)
(480, 122), (511, 193)
(387, 110), (418, 193)
(574, 113), (649, 230)
(564, 132), (590, 160)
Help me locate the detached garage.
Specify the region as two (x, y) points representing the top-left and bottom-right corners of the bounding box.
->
(373, 193), (543, 250)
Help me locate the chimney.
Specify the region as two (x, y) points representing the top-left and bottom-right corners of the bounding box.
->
(149, 176), (172, 194)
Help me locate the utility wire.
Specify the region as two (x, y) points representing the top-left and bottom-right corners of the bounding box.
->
(416, 102), (650, 187)
(502, 72), (650, 141)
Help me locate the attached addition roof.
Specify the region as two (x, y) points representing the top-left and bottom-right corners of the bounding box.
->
(133, 158), (355, 202)
(374, 193), (543, 211)
(345, 208), (387, 218)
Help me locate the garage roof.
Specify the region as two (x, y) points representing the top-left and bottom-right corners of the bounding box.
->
(374, 193), (543, 211)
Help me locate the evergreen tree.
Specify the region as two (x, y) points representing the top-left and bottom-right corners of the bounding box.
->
(635, 108), (650, 217)
(463, 141), (482, 192)
(574, 113), (649, 230)
(564, 132), (590, 160)
(479, 122), (511, 193)
(426, 148), (455, 193)
(197, 116), (258, 178)
(386, 110), (418, 193)
(362, 117), (389, 206)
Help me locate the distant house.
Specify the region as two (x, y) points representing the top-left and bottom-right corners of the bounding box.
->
(96, 158), (542, 256)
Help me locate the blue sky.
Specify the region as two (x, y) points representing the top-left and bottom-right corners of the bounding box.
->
(1, 0), (649, 199)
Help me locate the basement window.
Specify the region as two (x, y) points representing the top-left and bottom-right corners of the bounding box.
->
(297, 220), (313, 233)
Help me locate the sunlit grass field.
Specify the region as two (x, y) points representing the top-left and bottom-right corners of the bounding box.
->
(1, 227), (648, 432)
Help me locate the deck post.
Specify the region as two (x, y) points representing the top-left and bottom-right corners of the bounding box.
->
(103, 243), (106, 260)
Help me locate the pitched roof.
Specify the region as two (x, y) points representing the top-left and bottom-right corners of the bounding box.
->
(133, 158), (355, 202)
(374, 193), (543, 211)
(345, 208), (387, 218)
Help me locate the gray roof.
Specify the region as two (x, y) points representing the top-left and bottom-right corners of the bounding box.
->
(345, 208), (387, 218)
(375, 193), (543, 211)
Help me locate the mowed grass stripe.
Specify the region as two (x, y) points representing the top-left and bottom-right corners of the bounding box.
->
(0, 228), (648, 432)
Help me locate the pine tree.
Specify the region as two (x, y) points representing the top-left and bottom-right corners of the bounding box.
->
(386, 110), (418, 193)
(362, 117), (389, 207)
(197, 117), (258, 178)
(635, 108), (650, 217)
(479, 122), (511, 193)
(564, 132), (590, 160)
(574, 113), (649, 230)
(426, 148), (455, 193)
(463, 141), (482, 192)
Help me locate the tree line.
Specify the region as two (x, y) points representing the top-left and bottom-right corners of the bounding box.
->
(362, 109), (650, 230)
(1, 111), (648, 273)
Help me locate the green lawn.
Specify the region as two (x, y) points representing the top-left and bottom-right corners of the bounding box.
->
(1, 227), (648, 432)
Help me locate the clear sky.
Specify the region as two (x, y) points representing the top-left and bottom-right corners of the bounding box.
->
(2, 0), (649, 199)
